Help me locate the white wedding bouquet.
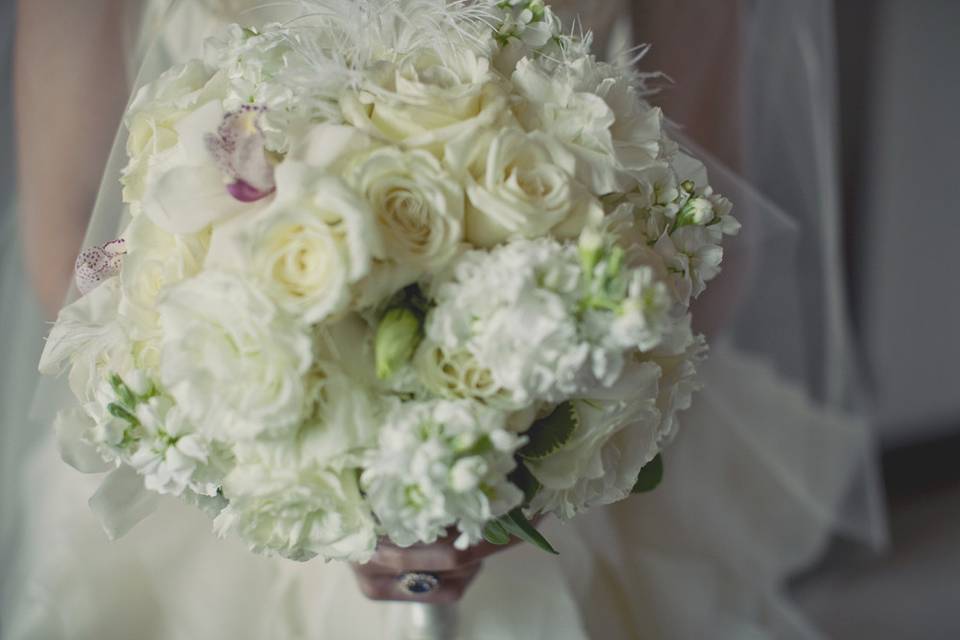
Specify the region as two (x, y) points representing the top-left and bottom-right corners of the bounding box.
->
(40, 0), (738, 562)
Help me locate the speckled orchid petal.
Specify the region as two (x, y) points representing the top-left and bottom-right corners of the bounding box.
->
(75, 239), (126, 295)
(205, 105), (276, 203)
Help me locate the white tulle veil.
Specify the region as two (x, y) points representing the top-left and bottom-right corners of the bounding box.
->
(20, 0), (886, 637)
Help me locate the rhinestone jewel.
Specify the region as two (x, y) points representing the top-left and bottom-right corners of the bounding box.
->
(397, 572), (440, 595)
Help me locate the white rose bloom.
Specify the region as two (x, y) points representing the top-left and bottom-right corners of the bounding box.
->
(127, 395), (226, 497)
(447, 128), (602, 247)
(341, 47), (508, 150)
(215, 442), (377, 562)
(158, 271), (312, 439)
(361, 399), (524, 549)
(119, 215), (209, 337)
(347, 147), (464, 270)
(413, 341), (519, 409)
(529, 360), (663, 519)
(217, 162), (384, 324)
(511, 56), (664, 194)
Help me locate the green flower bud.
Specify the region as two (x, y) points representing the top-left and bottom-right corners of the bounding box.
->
(375, 307), (424, 379)
(578, 227), (604, 274)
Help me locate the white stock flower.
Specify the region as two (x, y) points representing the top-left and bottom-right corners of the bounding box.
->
(215, 442), (377, 562)
(158, 271), (312, 439)
(128, 395), (226, 497)
(347, 147), (464, 270)
(361, 399), (524, 549)
(204, 24), (316, 151)
(654, 226), (724, 304)
(447, 128), (602, 247)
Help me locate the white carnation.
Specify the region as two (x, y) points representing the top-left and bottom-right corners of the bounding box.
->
(158, 271), (312, 439)
(216, 442), (377, 562)
(426, 237), (671, 405)
(528, 360), (663, 519)
(119, 215), (209, 338)
(121, 60), (226, 207)
(511, 55), (664, 194)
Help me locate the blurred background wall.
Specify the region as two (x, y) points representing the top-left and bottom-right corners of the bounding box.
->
(796, 1), (960, 637)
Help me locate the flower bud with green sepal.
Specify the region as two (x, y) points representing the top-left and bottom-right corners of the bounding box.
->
(375, 287), (428, 380)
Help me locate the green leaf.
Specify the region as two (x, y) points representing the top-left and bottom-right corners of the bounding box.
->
(498, 508), (558, 555)
(482, 520), (511, 546)
(631, 454), (664, 494)
(519, 402), (579, 461)
(509, 462), (542, 506)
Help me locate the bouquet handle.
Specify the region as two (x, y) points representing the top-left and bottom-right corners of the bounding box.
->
(400, 603), (459, 640)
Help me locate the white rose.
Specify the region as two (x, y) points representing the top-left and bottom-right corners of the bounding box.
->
(528, 360), (663, 519)
(347, 147), (464, 269)
(213, 162), (384, 324)
(341, 47), (508, 150)
(447, 128), (602, 247)
(215, 442), (377, 562)
(119, 214), (209, 337)
(413, 340), (520, 409)
(158, 271), (312, 439)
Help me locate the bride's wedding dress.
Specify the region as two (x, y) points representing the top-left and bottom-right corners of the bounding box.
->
(2, 1), (884, 638)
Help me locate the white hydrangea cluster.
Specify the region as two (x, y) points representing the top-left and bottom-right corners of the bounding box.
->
(40, 0), (739, 562)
